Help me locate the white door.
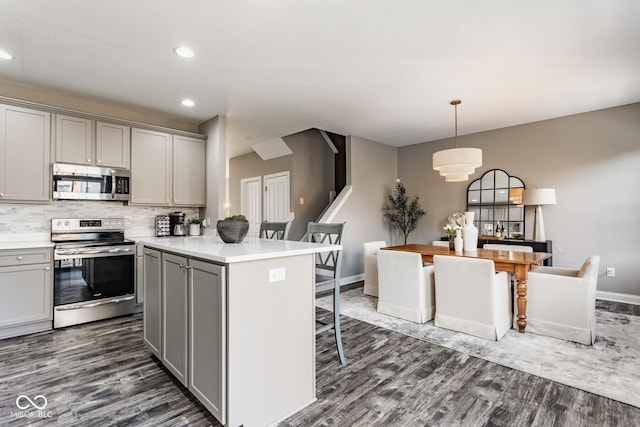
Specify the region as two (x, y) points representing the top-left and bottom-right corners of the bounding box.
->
(241, 176), (262, 235)
(264, 171), (290, 222)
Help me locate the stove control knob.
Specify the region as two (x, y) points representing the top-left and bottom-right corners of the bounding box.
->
(65, 221), (70, 226)
(57, 221), (62, 227)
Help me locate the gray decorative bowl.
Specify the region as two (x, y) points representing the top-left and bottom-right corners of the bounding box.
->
(216, 220), (249, 243)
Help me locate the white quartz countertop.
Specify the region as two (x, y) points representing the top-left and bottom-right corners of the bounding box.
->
(0, 232), (53, 250)
(136, 236), (340, 264)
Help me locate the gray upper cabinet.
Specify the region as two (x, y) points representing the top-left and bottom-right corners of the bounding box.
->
(173, 135), (206, 206)
(0, 104), (51, 202)
(130, 128), (173, 205)
(131, 128), (206, 207)
(56, 115), (131, 169)
(95, 121), (131, 168)
(55, 114), (94, 165)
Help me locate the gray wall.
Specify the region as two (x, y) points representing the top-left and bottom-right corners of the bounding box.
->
(228, 129), (334, 240)
(398, 103), (640, 297)
(290, 130), (335, 239)
(332, 135), (398, 280)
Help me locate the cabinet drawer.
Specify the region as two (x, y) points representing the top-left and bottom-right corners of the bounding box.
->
(0, 248), (52, 267)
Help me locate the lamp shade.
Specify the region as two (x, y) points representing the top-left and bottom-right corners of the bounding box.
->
(522, 188), (556, 206)
(433, 147), (482, 182)
(433, 148), (482, 170)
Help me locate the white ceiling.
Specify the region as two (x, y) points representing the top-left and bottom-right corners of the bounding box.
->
(1, 1), (639, 158)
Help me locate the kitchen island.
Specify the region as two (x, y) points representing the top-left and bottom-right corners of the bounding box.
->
(137, 236), (339, 427)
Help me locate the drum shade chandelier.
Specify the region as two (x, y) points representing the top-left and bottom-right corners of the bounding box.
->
(432, 100), (482, 182)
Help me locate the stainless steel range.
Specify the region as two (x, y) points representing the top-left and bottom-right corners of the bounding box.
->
(52, 218), (135, 328)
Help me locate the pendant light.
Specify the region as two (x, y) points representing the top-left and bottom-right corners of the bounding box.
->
(432, 100), (482, 182)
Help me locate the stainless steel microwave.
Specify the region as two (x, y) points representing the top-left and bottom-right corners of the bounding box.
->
(52, 163), (130, 201)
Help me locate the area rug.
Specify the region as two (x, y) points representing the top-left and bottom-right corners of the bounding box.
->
(317, 288), (640, 408)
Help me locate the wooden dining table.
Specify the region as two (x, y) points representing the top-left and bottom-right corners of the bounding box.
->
(382, 244), (552, 333)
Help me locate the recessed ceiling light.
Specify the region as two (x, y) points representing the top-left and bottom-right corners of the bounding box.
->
(174, 46), (194, 58)
(0, 49), (13, 60)
(181, 98), (195, 107)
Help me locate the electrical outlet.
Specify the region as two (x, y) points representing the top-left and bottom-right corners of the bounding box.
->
(606, 267), (615, 277)
(269, 267), (286, 283)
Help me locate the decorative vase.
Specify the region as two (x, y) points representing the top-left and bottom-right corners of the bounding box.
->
(454, 229), (464, 254)
(216, 220), (249, 243)
(189, 223), (201, 236)
(463, 211), (478, 252)
(448, 235), (455, 250)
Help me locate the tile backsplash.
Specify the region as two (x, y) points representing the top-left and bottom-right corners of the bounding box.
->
(0, 201), (199, 241)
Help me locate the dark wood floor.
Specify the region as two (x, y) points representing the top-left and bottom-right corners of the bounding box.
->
(0, 300), (638, 426)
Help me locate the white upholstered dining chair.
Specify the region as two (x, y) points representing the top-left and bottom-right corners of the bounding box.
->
(433, 255), (511, 340)
(362, 241), (387, 297)
(516, 256), (600, 345)
(377, 250), (435, 323)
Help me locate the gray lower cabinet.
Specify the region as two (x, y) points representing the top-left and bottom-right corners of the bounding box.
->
(0, 248), (53, 338)
(145, 248), (226, 424)
(188, 258), (225, 422)
(161, 252), (189, 386)
(143, 248), (162, 359)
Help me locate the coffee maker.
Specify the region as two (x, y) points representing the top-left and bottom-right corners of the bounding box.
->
(169, 212), (186, 236)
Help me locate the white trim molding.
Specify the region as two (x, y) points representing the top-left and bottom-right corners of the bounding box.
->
(340, 273), (364, 288)
(318, 185), (352, 223)
(596, 290), (640, 306)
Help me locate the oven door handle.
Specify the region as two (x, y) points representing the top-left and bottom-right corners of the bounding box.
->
(55, 246), (133, 258)
(55, 295), (135, 311)
(107, 247), (132, 253)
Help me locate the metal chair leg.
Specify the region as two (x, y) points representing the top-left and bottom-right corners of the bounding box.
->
(333, 284), (346, 365)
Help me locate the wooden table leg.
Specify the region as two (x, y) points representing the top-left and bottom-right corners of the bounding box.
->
(514, 265), (528, 333)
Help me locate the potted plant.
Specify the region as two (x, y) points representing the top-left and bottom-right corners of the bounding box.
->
(384, 182), (426, 244)
(216, 215), (249, 243)
(188, 218), (202, 236)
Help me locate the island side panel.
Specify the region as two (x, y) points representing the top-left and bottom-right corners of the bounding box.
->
(227, 253), (316, 427)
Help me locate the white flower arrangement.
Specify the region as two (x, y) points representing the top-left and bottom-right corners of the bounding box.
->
(443, 223), (459, 237)
(444, 212), (466, 237)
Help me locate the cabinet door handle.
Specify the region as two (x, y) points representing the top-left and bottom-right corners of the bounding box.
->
(87, 158), (91, 162)
(45, 266), (50, 270)
(16, 256), (23, 261)
(0, 193), (4, 197)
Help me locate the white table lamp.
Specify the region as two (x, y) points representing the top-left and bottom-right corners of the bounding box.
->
(522, 188), (556, 242)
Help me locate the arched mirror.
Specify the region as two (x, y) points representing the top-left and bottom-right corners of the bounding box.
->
(466, 169), (525, 239)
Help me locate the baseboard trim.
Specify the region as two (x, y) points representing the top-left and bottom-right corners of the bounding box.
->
(340, 274), (364, 287)
(0, 320), (52, 339)
(596, 290), (640, 306)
